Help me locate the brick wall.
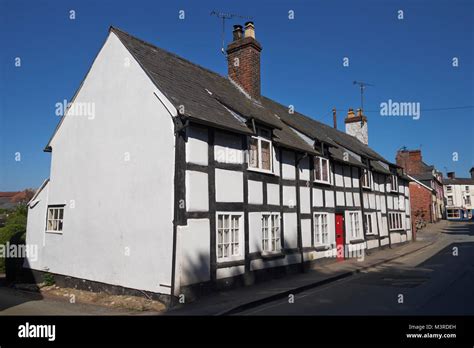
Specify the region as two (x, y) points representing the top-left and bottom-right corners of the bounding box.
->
(409, 182), (434, 223)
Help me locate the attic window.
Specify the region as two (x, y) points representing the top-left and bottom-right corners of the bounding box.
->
(314, 156), (330, 184)
(390, 175), (399, 192)
(249, 127), (273, 173)
(362, 169), (372, 189)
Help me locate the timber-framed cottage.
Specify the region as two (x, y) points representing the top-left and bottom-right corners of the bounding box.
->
(25, 23), (413, 300)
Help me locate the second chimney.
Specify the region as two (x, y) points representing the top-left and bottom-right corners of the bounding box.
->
(447, 172), (456, 179)
(226, 22), (262, 99)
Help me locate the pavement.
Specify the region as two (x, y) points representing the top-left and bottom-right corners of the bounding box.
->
(168, 220), (468, 315)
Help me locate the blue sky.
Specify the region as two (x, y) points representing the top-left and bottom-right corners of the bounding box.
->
(1, 0), (473, 191)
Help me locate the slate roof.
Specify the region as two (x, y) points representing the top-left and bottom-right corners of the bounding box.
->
(107, 27), (396, 169)
(443, 178), (474, 185)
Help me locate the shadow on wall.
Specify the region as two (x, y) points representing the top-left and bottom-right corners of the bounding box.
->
(178, 235), (312, 303)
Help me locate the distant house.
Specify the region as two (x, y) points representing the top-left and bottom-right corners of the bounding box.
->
(443, 169), (474, 221)
(0, 191), (33, 210)
(396, 149), (444, 222)
(25, 24), (413, 300)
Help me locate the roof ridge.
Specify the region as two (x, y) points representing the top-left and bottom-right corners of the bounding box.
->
(109, 26), (231, 83)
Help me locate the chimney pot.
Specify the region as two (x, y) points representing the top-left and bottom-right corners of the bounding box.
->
(232, 25), (243, 41)
(447, 172), (455, 179)
(244, 21), (255, 39)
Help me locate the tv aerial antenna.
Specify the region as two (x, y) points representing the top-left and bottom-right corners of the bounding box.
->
(353, 80), (374, 111)
(210, 10), (253, 56)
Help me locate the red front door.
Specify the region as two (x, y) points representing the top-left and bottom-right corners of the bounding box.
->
(335, 213), (345, 261)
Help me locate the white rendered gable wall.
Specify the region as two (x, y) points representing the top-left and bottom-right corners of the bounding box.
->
(28, 32), (176, 294)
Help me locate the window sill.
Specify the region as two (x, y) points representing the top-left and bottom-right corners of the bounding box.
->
(314, 179), (331, 185)
(45, 230), (63, 235)
(217, 255), (244, 264)
(349, 238), (365, 244)
(313, 244), (332, 251)
(247, 167), (275, 176)
(261, 251), (285, 260)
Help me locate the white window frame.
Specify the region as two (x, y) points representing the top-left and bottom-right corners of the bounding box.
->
(361, 169), (372, 189)
(390, 175), (398, 192)
(465, 195), (471, 205)
(348, 212), (361, 239)
(388, 212), (404, 231)
(465, 186), (470, 193)
(314, 213), (329, 246)
(446, 185), (452, 193)
(216, 213), (243, 262)
(248, 127), (273, 174)
(262, 213), (281, 253)
(314, 156), (331, 184)
(447, 196), (454, 206)
(364, 213), (375, 235)
(46, 205), (65, 234)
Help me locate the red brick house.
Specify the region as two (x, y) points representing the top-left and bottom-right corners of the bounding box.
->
(396, 149), (444, 224)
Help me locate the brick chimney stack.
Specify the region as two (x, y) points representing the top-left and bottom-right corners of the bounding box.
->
(470, 167), (474, 179)
(345, 108), (368, 145)
(396, 149), (423, 175)
(447, 172), (456, 179)
(226, 22), (262, 99)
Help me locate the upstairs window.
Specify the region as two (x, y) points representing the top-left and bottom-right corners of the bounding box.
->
(390, 175), (398, 192)
(465, 186), (470, 193)
(361, 169), (372, 189)
(249, 128), (273, 172)
(446, 186), (452, 193)
(314, 157), (330, 184)
(46, 206), (65, 233)
(465, 196), (471, 205)
(447, 196), (454, 206)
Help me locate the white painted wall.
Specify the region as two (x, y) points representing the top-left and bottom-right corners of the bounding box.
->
(25, 181), (50, 270)
(283, 212), (298, 248)
(186, 171), (209, 211)
(267, 183), (280, 205)
(215, 169), (243, 202)
(301, 218), (312, 247)
(313, 188), (323, 207)
(248, 180), (263, 204)
(325, 190), (335, 207)
(283, 185), (297, 207)
(176, 219), (210, 286)
(214, 131), (243, 164)
(298, 156), (310, 181)
(186, 126), (208, 165)
(27, 32), (176, 294)
(282, 150), (296, 180)
(300, 187), (311, 214)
